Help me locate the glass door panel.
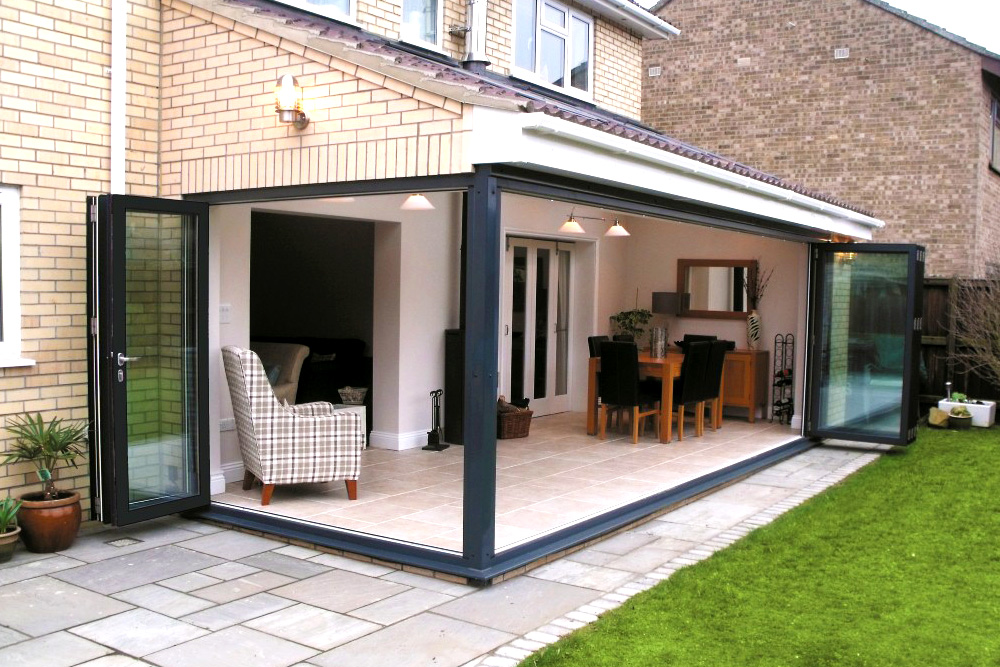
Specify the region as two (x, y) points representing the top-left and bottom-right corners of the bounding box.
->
(89, 195), (209, 525)
(807, 244), (923, 445)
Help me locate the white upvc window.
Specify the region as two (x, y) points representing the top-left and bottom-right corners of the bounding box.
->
(401, 0), (443, 48)
(0, 186), (31, 367)
(275, 0), (355, 24)
(514, 0), (593, 97)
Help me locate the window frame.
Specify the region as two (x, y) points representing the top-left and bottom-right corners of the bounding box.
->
(400, 0), (445, 50)
(991, 94), (1000, 175)
(273, 0), (357, 26)
(512, 0), (595, 100)
(0, 185), (32, 367)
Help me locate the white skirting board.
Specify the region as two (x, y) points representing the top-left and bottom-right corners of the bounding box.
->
(369, 429), (428, 450)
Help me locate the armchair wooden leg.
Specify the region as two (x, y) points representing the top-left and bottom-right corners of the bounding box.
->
(261, 484), (275, 506)
(242, 470), (256, 491)
(345, 479), (358, 500)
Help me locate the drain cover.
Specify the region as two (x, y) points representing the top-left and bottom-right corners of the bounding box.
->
(105, 537), (143, 548)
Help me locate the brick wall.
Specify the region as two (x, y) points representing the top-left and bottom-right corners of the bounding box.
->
(0, 0), (111, 509)
(644, 0), (987, 277)
(161, 0), (471, 196)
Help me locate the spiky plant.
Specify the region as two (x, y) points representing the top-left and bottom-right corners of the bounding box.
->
(3, 413), (88, 501)
(0, 497), (20, 533)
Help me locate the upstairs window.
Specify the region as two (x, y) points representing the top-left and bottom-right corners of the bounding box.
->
(514, 0), (593, 96)
(401, 0), (442, 47)
(278, 0), (353, 23)
(992, 96), (1000, 173)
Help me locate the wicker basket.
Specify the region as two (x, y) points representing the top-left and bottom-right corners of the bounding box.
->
(497, 399), (532, 439)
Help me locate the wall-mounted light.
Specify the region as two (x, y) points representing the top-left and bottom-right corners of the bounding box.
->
(559, 213), (586, 234)
(605, 219), (630, 237)
(401, 193), (435, 210)
(275, 74), (309, 130)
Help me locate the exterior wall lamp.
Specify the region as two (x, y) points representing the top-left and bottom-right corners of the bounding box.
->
(275, 74), (309, 130)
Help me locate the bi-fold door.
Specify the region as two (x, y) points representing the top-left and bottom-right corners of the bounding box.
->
(806, 243), (924, 446)
(88, 195), (210, 525)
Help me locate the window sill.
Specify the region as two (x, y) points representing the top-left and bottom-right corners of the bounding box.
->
(0, 356), (36, 369)
(510, 68), (593, 103)
(398, 36), (449, 57)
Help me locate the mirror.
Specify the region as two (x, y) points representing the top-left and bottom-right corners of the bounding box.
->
(677, 259), (755, 320)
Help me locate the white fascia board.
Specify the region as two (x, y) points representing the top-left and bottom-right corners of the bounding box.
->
(468, 107), (881, 240)
(574, 0), (680, 39)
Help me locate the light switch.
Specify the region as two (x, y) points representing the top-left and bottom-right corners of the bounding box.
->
(219, 303), (232, 324)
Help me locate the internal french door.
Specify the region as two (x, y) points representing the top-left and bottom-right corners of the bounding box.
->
(806, 243), (924, 446)
(501, 238), (571, 416)
(88, 195), (209, 525)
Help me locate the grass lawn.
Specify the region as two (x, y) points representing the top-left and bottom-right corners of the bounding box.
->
(521, 427), (1000, 666)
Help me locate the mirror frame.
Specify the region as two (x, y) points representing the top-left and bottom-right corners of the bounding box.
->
(677, 258), (756, 320)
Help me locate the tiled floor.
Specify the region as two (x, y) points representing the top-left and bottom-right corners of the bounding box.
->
(214, 412), (799, 551)
(0, 445), (881, 667)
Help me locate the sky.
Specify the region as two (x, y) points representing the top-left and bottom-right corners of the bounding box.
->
(881, 0), (1000, 54)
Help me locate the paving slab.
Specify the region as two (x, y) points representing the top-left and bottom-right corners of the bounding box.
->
(308, 552), (396, 577)
(181, 592), (297, 631)
(78, 656), (157, 666)
(0, 624), (29, 649)
(158, 571), (222, 592)
(527, 559), (636, 592)
(349, 587), (456, 625)
(70, 608), (209, 657)
(63, 520), (211, 564)
(271, 568), (410, 612)
(310, 613), (515, 667)
(51, 545), (224, 595)
(245, 602), (381, 650)
(379, 570), (476, 596)
(0, 576), (133, 636)
(145, 625), (317, 667)
(0, 554), (87, 586)
(434, 576), (597, 635)
(112, 583), (217, 618)
(197, 562), (260, 581)
(0, 631), (112, 667)
(189, 570), (296, 604)
(237, 550), (333, 579)
(176, 531), (279, 560)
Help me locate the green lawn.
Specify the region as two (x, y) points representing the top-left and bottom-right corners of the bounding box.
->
(521, 427), (1000, 667)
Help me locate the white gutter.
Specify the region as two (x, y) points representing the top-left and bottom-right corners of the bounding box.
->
(110, 0), (126, 194)
(575, 0), (680, 38)
(520, 114), (883, 229)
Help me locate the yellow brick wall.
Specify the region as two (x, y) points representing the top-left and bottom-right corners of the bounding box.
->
(127, 0), (162, 195)
(0, 0), (111, 509)
(161, 0), (471, 195)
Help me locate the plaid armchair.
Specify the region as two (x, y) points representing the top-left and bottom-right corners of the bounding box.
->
(222, 346), (364, 505)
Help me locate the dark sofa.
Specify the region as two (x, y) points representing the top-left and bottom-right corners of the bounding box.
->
(252, 336), (373, 435)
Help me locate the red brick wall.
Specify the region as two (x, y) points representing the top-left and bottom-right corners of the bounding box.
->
(643, 0), (992, 277)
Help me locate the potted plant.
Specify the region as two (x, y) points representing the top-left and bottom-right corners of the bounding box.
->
(938, 392), (996, 428)
(0, 497), (21, 563)
(611, 289), (653, 344)
(2, 413), (89, 553)
(743, 260), (774, 350)
(949, 405), (973, 430)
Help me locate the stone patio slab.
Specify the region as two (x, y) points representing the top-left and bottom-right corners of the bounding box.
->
(237, 550), (333, 579)
(145, 625), (317, 667)
(245, 602), (381, 650)
(190, 570), (296, 604)
(271, 569), (409, 612)
(349, 587), (455, 625)
(0, 554), (86, 586)
(310, 613), (515, 667)
(176, 531), (280, 560)
(70, 608), (208, 657)
(78, 656), (157, 666)
(0, 631), (112, 667)
(181, 592), (297, 631)
(0, 576), (133, 636)
(527, 559), (636, 591)
(112, 583), (216, 617)
(434, 576), (597, 635)
(51, 545), (224, 595)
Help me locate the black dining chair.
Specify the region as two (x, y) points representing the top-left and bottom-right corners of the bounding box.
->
(670, 340), (712, 440)
(702, 340), (731, 432)
(588, 335), (610, 358)
(612, 334), (634, 342)
(598, 341), (660, 444)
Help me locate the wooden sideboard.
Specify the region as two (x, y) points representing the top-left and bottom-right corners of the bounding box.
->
(722, 349), (770, 423)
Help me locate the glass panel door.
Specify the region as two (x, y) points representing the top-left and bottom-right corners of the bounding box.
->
(806, 243), (924, 445)
(501, 238), (571, 416)
(89, 195), (209, 525)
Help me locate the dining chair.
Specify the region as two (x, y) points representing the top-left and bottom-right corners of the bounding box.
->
(702, 340), (731, 432)
(612, 334), (635, 342)
(671, 340), (712, 440)
(588, 335), (610, 358)
(597, 341), (660, 444)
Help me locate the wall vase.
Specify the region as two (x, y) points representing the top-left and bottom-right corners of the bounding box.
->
(746, 309), (761, 350)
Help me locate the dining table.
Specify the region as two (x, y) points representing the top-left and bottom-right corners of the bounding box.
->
(587, 350), (686, 443)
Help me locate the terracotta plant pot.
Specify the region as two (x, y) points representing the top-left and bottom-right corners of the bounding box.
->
(0, 526), (21, 563)
(17, 491), (81, 553)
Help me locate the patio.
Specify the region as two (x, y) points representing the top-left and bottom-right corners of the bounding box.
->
(213, 412), (799, 552)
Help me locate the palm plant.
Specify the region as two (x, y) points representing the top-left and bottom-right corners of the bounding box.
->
(3, 413), (89, 501)
(0, 497), (20, 534)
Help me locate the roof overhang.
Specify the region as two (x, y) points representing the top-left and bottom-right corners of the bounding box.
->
(468, 107), (883, 241)
(574, 0), (680, 39)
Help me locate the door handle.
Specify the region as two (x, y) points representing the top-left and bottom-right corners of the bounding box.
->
(117, 353), (142, 366)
